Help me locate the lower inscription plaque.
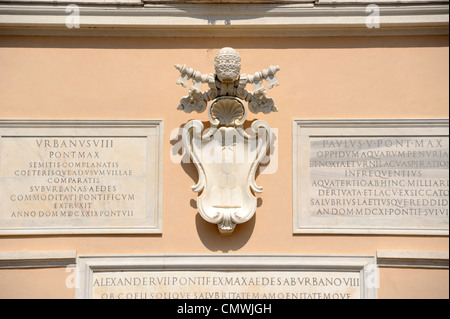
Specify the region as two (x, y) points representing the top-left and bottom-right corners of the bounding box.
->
(293, 119), (449, 235)
(0, 120), (163, 235)
(76, 255), (377, 299)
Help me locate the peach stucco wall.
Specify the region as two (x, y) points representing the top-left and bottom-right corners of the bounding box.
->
(0, 35), (448, 298)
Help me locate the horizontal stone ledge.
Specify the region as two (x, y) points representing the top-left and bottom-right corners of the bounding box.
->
(0, 0), (447, 4)
(0, 3), (448, 37)
(0, 250), (77, 269)
(377, 250), (449, 269)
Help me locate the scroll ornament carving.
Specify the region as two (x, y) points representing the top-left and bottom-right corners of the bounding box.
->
(175, 47), (279, 234)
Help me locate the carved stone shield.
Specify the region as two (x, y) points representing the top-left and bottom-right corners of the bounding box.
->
(182, 97), (272, 234)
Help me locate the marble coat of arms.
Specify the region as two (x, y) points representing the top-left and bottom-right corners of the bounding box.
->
(175, 47), (279, 234)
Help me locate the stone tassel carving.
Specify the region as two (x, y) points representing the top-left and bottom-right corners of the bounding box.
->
(176, 47), (279, 234)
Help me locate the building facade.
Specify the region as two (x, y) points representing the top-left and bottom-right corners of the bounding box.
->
(0, 0), (448, 300)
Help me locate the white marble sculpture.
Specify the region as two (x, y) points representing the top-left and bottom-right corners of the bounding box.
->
(176, 47), (279, 234)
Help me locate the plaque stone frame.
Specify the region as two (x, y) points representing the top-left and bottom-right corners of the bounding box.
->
(0, 119), (164, 235)
(75, 254), (378, 299)
(293, 119), (449, 235)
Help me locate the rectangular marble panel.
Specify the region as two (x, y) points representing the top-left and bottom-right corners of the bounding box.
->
(76, 255), (377, 299)
(293, 119), (449, 235)
(0, 120), (163, 235)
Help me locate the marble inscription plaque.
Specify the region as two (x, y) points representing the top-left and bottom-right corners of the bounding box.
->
(0, 120), (163, 235)
(92, 271), (361, 299)
(293, 119), (449, 235)
(76, 255), (377, 299)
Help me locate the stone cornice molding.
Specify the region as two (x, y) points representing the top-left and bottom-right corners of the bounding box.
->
(0, 251), (77, 268)
(0, 1), (448, 36)
(377, 250), (449, 269)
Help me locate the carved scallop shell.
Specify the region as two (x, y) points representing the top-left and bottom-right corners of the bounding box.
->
(210, 99), (245, 126)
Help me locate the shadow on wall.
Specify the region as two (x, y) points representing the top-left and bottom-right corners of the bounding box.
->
(195, 212), (256, 253)
(1, 35), (448, 50)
